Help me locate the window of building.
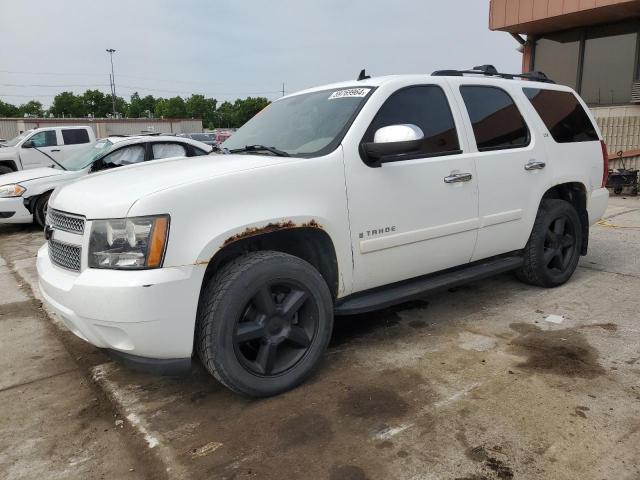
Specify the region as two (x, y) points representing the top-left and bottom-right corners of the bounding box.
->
(363, 85), (460, 160)
(581, 22), (638, 105)
(27, 130), (57, 148)
(459, 86), (530, 151)
(523, 88), (599, 143)
(62, 129), (91, 145)
(533, 20), (640, 106)
(533, 30), (581, 90)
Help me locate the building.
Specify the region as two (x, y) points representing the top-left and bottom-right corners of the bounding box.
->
(0, 117), (203, 143)
(489, 0), (640, 169)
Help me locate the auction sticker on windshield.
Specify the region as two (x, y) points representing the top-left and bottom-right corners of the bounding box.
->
(328, 88), (371, 100)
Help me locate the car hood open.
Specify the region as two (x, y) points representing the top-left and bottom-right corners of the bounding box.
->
(49, 154), (295, 219)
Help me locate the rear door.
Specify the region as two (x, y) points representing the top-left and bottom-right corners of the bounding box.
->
(451, 81), (551, 261)
(60, 128), (92, 160)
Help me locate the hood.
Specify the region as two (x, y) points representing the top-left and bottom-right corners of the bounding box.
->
(50, 153), (294, 219)
(0, 146), (18, 158)
(0, 167), (67, 185)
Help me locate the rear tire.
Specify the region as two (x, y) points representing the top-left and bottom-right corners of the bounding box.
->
(0, 165), (13, 175)
(517, 199), (582, 288)
(33, 193), (51, 229)
(196, 251), (334, 397)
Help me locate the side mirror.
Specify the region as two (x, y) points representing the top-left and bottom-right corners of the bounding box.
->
(22, 140), (35, 148)
(362, 124), (424, 165)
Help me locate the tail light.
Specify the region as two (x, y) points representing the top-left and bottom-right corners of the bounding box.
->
(600, 140), (609, 188)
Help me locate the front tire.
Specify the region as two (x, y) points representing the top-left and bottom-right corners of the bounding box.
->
(196, 251), (334, 397)
(517, 199), (582, 288)
(33, 193), (51, 229)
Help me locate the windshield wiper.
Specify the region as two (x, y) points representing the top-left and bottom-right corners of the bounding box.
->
(228, 145), (290, 157)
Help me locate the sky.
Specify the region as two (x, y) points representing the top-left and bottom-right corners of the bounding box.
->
(0, 0), (521, 108)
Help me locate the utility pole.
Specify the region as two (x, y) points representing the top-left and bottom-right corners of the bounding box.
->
(106, 48), (117, 116)
(282, 82), (285, 97)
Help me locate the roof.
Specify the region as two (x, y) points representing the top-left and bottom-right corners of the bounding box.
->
(103, 135), (213, 151)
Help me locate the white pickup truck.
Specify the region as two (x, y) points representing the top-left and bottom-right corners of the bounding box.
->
(0, 126), (96, 174)
(38, 68), (609, 397)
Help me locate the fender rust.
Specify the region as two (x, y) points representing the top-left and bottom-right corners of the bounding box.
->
(221, 219), (323, 248)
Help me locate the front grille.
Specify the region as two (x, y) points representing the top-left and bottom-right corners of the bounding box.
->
(49, 239), (82, 271)
(48, 209), (85, 234)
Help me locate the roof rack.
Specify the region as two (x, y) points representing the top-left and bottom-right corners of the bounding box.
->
(432, 65), (555, 84)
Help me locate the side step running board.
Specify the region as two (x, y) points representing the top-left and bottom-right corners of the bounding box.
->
(334, 256), (523, 315)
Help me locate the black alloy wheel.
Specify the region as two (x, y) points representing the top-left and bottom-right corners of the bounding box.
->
(233, 282), (317, 376)
(543, 214), (577, 276)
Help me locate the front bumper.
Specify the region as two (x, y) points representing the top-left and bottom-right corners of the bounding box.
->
(587, 187), (609, 225)
(37, 243), (205, 363)
(0, 197), (32, 224)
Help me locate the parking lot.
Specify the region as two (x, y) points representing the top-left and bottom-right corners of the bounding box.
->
(0, 195), (639, 480)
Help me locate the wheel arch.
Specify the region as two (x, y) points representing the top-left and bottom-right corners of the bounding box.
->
(199, 224), (340, 302)
(541, 182), (589, 255)
(24, 188), (54, 214)
(0, 160), (17, 172)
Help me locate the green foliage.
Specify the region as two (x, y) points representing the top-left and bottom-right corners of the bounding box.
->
(0, 90), (270, 127)
(0, 100), (19, 117)
(18, 100), (44, 117)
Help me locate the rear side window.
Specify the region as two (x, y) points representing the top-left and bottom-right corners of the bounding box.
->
(152, 143), (187, 159)
(460, 86), (530, 151)
(103, 145), (146, 166)
(364, 85), (460, 159)
(62, 129), (90, 145)
(523, 88), (599, 143)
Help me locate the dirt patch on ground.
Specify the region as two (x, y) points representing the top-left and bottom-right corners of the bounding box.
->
(508, 323), (605, 378)
(276, 412), (333, 448)
(0, 300), (42, 320)
(338, 387), (409, 420)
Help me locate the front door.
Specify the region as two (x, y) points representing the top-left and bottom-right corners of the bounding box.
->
(343, 84), (479, 292)
(19, 129), (63, 169)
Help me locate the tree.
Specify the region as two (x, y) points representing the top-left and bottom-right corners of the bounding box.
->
(155, 96), (187, 118)
(0, 100), (18, 117)
(185, 94), (217, 127)
(82, 90), (110, 117)
(232, 97), (270, 127)
(49, 92), (84, 117)
(18, 100), (44, 117)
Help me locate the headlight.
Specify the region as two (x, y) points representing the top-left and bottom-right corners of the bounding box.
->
(0, 184), (26, 198)
(88, 215), (170, 270)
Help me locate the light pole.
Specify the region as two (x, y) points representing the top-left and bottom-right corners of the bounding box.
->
(106, 48), (117, 116)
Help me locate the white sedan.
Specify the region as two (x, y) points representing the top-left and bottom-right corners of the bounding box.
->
(0, 135), (212, 227)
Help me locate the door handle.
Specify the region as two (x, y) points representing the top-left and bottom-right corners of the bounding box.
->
(525, 160), (546, 171)
(444, 172), (473, 184)
(50, 149), (61, 152)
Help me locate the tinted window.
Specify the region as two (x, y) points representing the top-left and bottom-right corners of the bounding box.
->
(27, 130), (57, 148)
(524, 88), (599, 143)
(62, 129), (90, 145)
(102, 145), (145, 166)
(364, 85), (460, 159)
(581, 22), (637, 105)
(152, 143), (187, 159)
(460, 86), (529, 151)
(533, 30), (581, 89)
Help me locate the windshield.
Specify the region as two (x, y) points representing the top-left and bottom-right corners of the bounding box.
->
(2, 131), (31, 147)
(222, 87), (373, 156)
(63, 140), (114, 171)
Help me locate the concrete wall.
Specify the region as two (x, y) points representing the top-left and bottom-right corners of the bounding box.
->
(0, 118), (203, 141)
(593, 106), (640, 169)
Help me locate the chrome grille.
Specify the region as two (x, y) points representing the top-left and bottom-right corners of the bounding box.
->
(49, 239), (82, 271)
(48, 209), (85, 234)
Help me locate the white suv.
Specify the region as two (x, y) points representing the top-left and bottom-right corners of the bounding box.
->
(37, 67), (609, 397)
